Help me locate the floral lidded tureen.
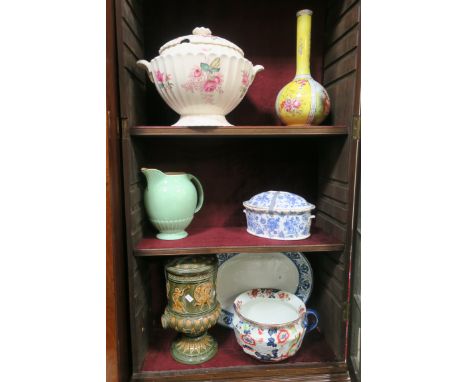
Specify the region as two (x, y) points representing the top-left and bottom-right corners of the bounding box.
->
(243, 191), (316, 240)
(137, 27), (264, 126)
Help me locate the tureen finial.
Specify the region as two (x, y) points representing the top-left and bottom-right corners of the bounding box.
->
(192, 27), (212, 36)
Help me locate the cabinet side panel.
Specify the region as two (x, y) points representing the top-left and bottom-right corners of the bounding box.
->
(117, 0), (147, 126)
(310, 251), (346, 359)
(116, 0), (149, 373)
(315, 0), (360, 360)
(129, 256), (151, 370)
(317, 0), (360, 233)
(107, 0), (131, 380)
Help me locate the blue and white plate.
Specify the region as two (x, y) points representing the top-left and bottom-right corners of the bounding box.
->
(216, 252), (313, 328)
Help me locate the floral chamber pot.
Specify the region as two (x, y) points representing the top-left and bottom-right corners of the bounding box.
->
(232, 288), (319, 362)
(137, 27), (264, 127)
(243, 191), (316, 240)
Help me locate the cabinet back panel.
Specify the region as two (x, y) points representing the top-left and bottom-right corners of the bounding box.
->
(134, 136), (330, 232)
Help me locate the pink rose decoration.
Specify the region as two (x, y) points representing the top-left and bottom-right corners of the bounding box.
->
(193, 68), (202, 77)
(155, 70), (165, 83)
(203, 80), (218, 92)
(242, 72), (249, 86)
(293, 99), (301, 108)
(213, 74), (222, 84)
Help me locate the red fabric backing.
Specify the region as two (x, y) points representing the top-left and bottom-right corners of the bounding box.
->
(137, 136), (342, 234)
(141, 326), (336, 372)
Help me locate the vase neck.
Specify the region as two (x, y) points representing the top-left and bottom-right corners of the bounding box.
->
(295, 9), (312, 77)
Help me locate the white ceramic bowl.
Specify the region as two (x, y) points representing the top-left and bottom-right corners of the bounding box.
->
(232, 288), (319, 362)
(137, 27), (264, 126)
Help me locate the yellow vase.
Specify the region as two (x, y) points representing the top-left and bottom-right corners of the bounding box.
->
(275, 9), (331, 126)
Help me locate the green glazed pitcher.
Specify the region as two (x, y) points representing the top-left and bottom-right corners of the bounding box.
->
(141, 169), (204, 240)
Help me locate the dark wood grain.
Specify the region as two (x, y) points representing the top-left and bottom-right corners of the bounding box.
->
(316, 195), (348, 224)
(130, 125), (348, 136)
(107, 0), (130, 381)
(326, 1), (360, 47)
(134, 226), (344, 256)
(324, 26), (359, 68)
(312, 0), (361, 361)
(344, 1), (361, 368)
(115, 0), (151, 372)
(132, 362), (350, 382)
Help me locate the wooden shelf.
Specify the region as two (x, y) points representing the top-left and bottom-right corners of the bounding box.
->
(130, 125), (348, 137)
(135, 325), (342, 380)
(134, 226), (344, 256)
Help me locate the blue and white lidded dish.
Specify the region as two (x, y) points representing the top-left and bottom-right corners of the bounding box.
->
(243, 191), (316, 240)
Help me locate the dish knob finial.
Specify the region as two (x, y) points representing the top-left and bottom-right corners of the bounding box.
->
(192, 27), (212, 36)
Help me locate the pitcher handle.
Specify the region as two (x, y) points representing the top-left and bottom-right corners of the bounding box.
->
(305, 309), (319, 333)
(188, 174), (204, 213)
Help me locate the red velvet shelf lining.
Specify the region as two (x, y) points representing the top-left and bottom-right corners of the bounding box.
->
(134, 226), (343, 256)
(141, 325), (337, 372)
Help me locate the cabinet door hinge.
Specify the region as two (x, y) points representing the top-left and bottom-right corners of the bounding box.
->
(352, 115), (361, 140)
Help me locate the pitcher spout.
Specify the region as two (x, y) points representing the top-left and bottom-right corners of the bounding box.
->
(141, 168), (166, 185)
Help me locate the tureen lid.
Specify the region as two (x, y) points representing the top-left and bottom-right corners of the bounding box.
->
(243, 191), (315, 213)
(159, 27), (244, 56)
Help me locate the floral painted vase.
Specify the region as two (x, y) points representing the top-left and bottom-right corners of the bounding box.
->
(275, 10), (331, 126)
(232, 289), (319, 362)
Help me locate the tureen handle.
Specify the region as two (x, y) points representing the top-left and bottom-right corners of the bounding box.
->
(136, 60), (154, 83)
(305, 309), (319, 333)
(251, 65), (265, 84)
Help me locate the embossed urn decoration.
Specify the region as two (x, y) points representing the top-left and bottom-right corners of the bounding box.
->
(137, 26), (264, 126)
(161, 255), (221, 364)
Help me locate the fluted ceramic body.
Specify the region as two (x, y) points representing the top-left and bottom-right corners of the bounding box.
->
(142, 169), (204, 240)
(162, 256), (221, 364)
(137, 27), (264, 126)
(275, 10), (330, 126)
(232, 289), (319, 362)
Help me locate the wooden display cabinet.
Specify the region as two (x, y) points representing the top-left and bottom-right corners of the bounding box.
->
(107, 0), (361, 380)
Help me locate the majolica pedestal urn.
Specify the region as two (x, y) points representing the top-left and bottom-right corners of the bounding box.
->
(161, 255), (221, 364)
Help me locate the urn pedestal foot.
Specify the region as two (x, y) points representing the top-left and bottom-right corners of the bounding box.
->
(170, 332), (218, 365)
(173, 114), (233, 127)
(156, 231), (188, 240)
